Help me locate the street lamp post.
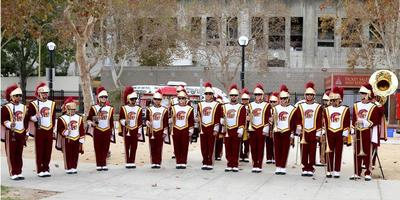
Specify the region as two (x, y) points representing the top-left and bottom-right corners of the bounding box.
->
(46, 42), (56, 100)
(238, 36), (249, 89)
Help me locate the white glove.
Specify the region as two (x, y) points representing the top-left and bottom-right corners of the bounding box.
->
(146, 120), (151, 127)
(163, 128), (168, 135)
(63, 131), (69, 136)
(168, 118), (173, 124)
(138, 126), (142, 135)
(295, 125), (302, 135)
(316, 130), (322, 137)
(4, 121), (12, 129)
(322, 128), (326, 135)
(237, 127), (244, 138)
(342, 129), (349, 137)
(30, 115), (38, 122)
(290, 133), (294, 139)
(362, 119), (371, 128)
(79, 138), (85, 144)
(213, 124), (220, 132)
(87, 120), (94, 127)
(351, 128), (355, 135)
(273, 126), (278, 133)
(120, 119), (126, 126)
(263, 125), (270, 134)
(189, 127), (194, 136)
(220, 118), (225, 125)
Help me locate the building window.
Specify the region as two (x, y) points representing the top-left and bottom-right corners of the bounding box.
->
(318, 17), (335, 47)
(341, 18), (362, 48)
(226, 17), (238, 46)
(251, 17), (264, 49)
(206, 17), (220, 46)
(191, 17), (202, 39)
(268, 17), (285, 50)
(290, 17), (303, 51)
(369, 21), (384, 48)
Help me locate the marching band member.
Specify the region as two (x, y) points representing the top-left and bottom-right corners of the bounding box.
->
(239, 88), (251, 163)
(28, 82), (56, 177)
(171, 90), (194, 169)
(273, 85), (298, 175)
(248, 83), (271, 173)
(222, 84), (246, 172)
(350, 83), (381, 181)
(119, 86), (144, 169)
(323, 87), (350, 178)
(296, 82), (323, 177)
(316, 91), (331, 166)
(87, 86), (114, 171)
(198, 82), (222, 170)
(1, 84), (28, 180)
(146, 89), (170, 169)
(56, 97), (85, 174)
(214, 95), (225, 161)
(266, 92), (279, 164)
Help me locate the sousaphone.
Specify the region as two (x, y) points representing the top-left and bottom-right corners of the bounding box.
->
(369, 70), (398, 105)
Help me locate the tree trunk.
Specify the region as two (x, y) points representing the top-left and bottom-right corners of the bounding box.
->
(76, 39), (93, 115)
(20, 72), (27, 104)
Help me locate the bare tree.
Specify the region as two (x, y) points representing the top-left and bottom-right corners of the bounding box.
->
(321, 0), (400, 71)
(181, 0), (289, 89)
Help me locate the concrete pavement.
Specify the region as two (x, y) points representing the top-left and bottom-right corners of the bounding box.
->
(1, 141), (399, 200)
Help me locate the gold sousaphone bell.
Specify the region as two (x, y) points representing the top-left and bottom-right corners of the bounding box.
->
(369, 70), (398, 105)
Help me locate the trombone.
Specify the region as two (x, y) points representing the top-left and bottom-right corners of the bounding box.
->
(223, 105), (229, 138)
(356, 122), (366, 157)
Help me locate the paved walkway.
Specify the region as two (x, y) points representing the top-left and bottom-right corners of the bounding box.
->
(1, 141), (399, 200)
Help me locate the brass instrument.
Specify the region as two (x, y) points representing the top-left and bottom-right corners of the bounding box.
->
(369, 70), (398, 105)
(324, 128), (332, 153)
(356, 123), (366, 157)
(198, 108), (203, 135)
(150, 111), (155, 139)
(300, 125), (307, 144)
(223, 105), (229, 138)
(11, 104), (16, 141)
(36, 100), (41, 129)
(247, 105), (254, 132)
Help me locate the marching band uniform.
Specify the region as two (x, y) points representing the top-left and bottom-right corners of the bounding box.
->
(323, 87), (350, 178)
(146, 89), (169, 168)
(239, 88), (251, 162)
(119, 86), (144, 169)
(87, 86), (114, 171)
(248, 84), (271, 172)
(273, 85), (298, 175)
(198, 82), (221, 170)
(171, 90), (194, 169)
(317, 92), (331, 166)
(28, 82), (56, 177)
(56, 97), (85, 174)
(350, 84), (381, 181)
(266, 92), (279, 164)
(296, 82), (323, 176)
(1, 84), (28, 180)
(222, 84), (246, 172)
(214, 96), (225, 161)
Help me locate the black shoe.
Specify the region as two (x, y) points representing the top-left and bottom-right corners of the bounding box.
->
(171, 155), (176, 159)
(334, 175), (340, 178)
(215, 157), (221, 161)
(326, 174), (333, 178)
(201, 166), (208, 170)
